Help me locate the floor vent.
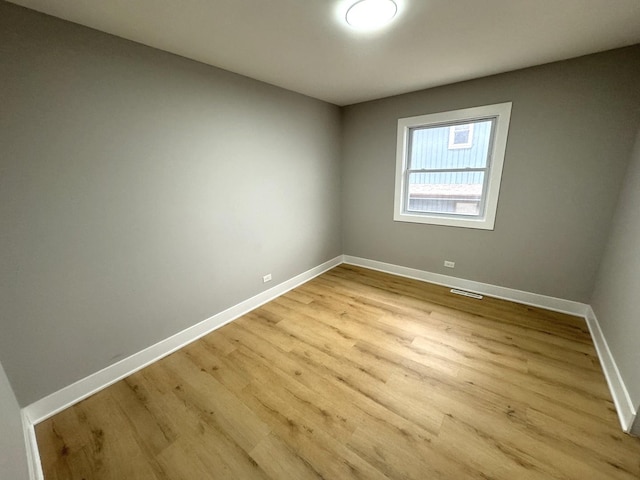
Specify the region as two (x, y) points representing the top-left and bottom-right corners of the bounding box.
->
(450, 288), (483, 300)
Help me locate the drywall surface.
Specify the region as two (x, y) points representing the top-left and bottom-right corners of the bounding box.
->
(341, 46), (640, 302)
(591, 128), (640, 413)
(0, 361), (29, 480)
(0, 2), (342, 405)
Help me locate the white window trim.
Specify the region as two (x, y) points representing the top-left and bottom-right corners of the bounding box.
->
(448, 123), (474, 149)
(393, 102), (512, 230)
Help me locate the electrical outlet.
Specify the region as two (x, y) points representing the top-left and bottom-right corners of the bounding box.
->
(262, 274), (272, 283)
(444, 260), (455, 268)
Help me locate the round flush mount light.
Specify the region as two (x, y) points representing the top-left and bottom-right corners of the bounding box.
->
(345, 0), (398, 30)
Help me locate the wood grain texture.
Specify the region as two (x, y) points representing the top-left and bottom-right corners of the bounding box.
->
(35, 265), (640, 479)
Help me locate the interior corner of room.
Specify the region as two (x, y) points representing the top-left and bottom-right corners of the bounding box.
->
(1, 0), (640, 478)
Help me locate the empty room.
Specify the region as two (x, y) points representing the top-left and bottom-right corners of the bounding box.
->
(2, 0), (640, 478)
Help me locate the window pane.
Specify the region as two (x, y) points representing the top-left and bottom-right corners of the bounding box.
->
(410, 119), (494, 169)
(452, 125), (471, 145)
(395, 102), (512, 229)
(407, 171), (484, 216)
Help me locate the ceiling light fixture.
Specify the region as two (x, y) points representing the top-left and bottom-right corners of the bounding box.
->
(345, 0), (398, 30)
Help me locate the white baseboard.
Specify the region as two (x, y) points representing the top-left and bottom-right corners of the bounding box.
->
(22, 255), (343, 429)
(343, 256), (589, 317)
(22, 411), (43, 480)
(18, 253), (636, 479)
(584, 306), (636, 432)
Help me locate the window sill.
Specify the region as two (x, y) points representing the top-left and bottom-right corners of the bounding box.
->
(393, 211), (496, 230)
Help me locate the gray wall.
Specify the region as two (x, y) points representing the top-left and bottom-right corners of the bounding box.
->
(0, 361), (29, 480)
(0, 2), (342, 406)
(591, 128), (640, 417)
(342, 46), (640, 303)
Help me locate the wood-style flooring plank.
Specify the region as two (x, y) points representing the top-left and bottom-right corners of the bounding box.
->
(35, 264), (640, 479)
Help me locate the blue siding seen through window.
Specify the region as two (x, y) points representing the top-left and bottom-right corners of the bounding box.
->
(407, 119), (494, 216)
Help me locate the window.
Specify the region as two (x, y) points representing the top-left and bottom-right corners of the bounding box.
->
(393, 102), (512, 230)
(448, 123), (474, 149)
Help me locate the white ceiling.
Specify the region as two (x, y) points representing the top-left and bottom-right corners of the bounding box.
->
(8, 0), (640, 106)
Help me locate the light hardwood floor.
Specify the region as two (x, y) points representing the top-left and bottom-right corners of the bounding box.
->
(36, 265), (640, 479)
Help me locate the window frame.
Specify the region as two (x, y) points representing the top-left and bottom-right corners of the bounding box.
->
(448, 123), (474, 149)
(393, 102), (512, 230)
